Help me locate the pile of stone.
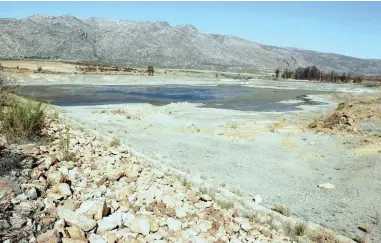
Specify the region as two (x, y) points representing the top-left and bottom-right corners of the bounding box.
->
(0, 118), (292, 242)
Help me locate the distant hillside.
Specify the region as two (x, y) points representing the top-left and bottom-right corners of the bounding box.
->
(1, 14), (380, 75)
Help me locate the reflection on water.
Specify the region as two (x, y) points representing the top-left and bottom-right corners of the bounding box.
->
(18, 85), (327, 112)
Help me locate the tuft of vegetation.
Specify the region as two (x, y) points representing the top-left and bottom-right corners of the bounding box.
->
(110, 138), (120, 148)
(52, 109), (59, 120)
(230, 123), (238, 129)
(0, 98), (46, 140)
(60, 127), (75, 161)
(217, 199), (234, 209)
(364, 82), (381, 87)
(309, 230), (339, 243)
(336, 102), (346, 111)
(359, 222), (371, 233)
(182, 177), (192, 189)
(295, 222), (307, 236)
(275, 204), (291, 217)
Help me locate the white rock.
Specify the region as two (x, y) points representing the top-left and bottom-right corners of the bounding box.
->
(54, 219), (66, 235)
(57, 207), (96, 231)
(231, 239), (243, 243)
(47, 171), (65, 185)
(43, 198), (55, 211)
(194, 201), (212, 209)
(199, 221), (213, 233)
(97, 212), (122, 233)
(175, 207), (187, 218)
(162, 195), (183, 209)
(26, 187), (38, 200)
(57, 183), (72, 197)
(318, 183), (335, 189)
(152, 169), (164, 178)
(15, 193), (28, 202)
(200, 194), (212, 201)
(240, 222), (252, 232)
(43, 156), (54, 168)
(130, 215), (151, 236)
(121, 212), (136, 226)
(76, 198), (108, 220)
(115, 228), (138, 239)
(167, 218), (182, 231)
(253, 195), (262, 203)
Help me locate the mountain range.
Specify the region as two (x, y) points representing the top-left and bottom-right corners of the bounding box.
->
(1, 14), (380, 75)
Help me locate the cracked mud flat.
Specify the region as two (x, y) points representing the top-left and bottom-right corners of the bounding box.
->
(16, 74), (381, 241)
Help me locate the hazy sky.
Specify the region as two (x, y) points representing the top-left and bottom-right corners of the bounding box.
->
(1, 1), (380, 59)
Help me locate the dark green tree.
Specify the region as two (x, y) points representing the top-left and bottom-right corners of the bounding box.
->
(275, 69), (280, 80)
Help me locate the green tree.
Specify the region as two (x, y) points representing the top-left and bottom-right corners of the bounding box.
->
(275, 69), (280, 80)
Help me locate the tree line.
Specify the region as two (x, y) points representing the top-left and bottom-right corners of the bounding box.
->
(276, 66), (381, 83)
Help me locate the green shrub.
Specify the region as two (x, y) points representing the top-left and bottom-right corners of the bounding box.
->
(0, 99), (46, 140)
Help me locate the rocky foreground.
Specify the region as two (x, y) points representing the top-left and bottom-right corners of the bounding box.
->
(0, 118), (293, 243)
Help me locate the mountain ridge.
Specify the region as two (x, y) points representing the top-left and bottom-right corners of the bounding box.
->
(1, 14), (380, 75)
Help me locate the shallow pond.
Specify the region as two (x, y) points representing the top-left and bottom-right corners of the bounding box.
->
(18, 85), (327, 112)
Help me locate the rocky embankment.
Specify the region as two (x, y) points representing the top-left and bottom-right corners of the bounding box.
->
(0, 118), (293, 243)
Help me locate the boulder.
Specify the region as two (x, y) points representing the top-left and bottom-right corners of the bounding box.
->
(57, 207), (97, 231)
(57, 183), (72, 198)
(67, 225), (86, 240)
(130, 215), (151, 236)
(47, 171), (65, 186)
(167, 218), (182, 231)
(37, 229), (59, 243)
(76, 198), (109, 220)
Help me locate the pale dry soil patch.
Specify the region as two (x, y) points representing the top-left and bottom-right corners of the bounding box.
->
(61, 92), (381, 241)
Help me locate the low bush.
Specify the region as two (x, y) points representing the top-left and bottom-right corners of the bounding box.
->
(275, 204), (291, 216)
(0, 98), (46, 140)
(110, 138), (120, 148)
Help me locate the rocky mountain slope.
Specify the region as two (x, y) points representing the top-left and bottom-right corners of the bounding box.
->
(1, 14), (380, 75)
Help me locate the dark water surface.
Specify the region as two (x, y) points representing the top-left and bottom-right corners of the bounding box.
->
(18, 85), (327, 112)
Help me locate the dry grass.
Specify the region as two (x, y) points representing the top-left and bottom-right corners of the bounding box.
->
(230, 123), (238, 129)
(363, 82), (381, 88)
(309, 230), (339, 243)
(60, 127), (75, 161)
(0, 98), (46, 140)
(52, 109), (59, 120)
(294, 222), (307, 236)
(110, 138), (120, 148)
(181, 177), (192, 189)
(359, 222), (371, 233)
(217, 199), (234, 209)
(275, 204), (291, 217)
